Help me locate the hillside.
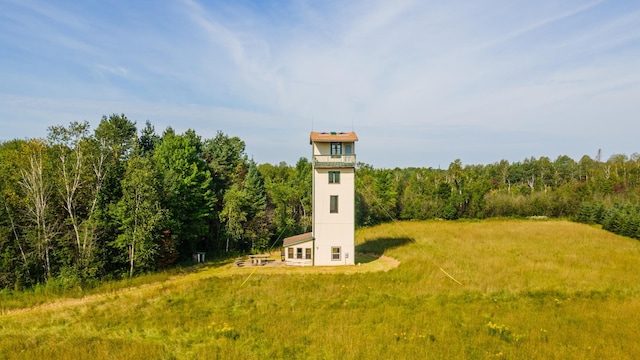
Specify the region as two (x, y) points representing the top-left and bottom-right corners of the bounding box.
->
(2, 220), (640, 359)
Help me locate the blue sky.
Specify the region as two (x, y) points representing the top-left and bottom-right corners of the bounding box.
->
(1, 0), (639, 168)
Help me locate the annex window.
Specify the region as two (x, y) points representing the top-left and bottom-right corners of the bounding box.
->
(288, 247), (294, 259)
(329, 171), (340, 184)
(331, 247), (341, 261)
(330, 195), (338, 213)
(305, 248), (312, 259)
(330, 142), (342, 157)
(296, 248), (303, 259)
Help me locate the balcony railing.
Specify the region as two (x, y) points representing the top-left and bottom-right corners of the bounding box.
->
(313, 154), (356, 168)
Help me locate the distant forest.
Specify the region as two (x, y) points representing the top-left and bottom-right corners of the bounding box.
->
(1, 114), (639, 289)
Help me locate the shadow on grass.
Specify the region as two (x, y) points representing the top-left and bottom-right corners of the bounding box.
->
(193, 255), (237, 270)
(355, 237), (415, 263)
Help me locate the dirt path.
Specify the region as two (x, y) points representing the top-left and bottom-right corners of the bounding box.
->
(2, 254), (400, 317)
(380, 255), (400, 268)
(1, 279), (172, 317)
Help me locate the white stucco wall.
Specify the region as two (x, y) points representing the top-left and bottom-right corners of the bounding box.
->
(313, 142), (328, 156)
(313, 167), (355, 266)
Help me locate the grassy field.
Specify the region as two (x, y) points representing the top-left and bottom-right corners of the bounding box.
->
(2, 219), (640, 359)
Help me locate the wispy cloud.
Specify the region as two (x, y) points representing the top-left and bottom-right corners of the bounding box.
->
(473, 1), (605, 51)
(95, 64), (129, 78)
(1, 0), (639, 167)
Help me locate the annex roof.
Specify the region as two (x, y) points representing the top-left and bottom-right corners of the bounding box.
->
(309, 131), (358, 144)
(283, 232), (314, 247)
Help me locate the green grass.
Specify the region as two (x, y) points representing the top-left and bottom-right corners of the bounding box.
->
(0, 264), (201, 313)
(2, 219), (640, 359)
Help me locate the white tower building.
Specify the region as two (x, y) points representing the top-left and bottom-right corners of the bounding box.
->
(310, 131), (358, 265)
(282, 131), (358, 266)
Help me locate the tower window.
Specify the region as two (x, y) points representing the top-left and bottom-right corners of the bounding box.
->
(330, 195), (339, 213)
(345, 144), (352, 155)
(329, 171), (340, 184)
(331, 247), (341, 261)
(330, 142), (342, 157)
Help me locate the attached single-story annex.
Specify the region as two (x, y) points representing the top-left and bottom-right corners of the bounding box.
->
(282, 232), (314, 266)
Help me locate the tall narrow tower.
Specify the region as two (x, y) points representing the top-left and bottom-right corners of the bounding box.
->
(310, 131), (358, 265)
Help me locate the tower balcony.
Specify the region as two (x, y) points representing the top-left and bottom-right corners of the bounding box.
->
(313, 154), (356, 168)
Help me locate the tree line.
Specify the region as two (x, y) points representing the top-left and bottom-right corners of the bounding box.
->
(355, 154), (640, 240)
(0, 115), (311, 288)
(357, 155), (640, 223)
(1, 114), (639, 289)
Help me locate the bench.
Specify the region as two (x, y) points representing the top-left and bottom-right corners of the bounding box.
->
(248, 254), (270, 266)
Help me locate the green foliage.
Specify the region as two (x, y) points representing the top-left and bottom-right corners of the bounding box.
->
(153, 128), (215, 257)
(1, 123), (267, 287)
(576, 202), (604, 224)
(242, 160), (269, 251)
(220, 183), (249, 251)
(220, 160), (269, 253)
(115, 155), (165, 277)
(260, 158), (312, 244)
(138, 120), (159, 157)
(355, 165), (401, 225)
(89, 114), (138, 277)
(202, 131), (247, 193)
(598, 203), (640, 240)
(576, 199), (640, 241)
(201, 131), (247, 253)
(94, 114), (137, 161)
(442, 203), (458, 220)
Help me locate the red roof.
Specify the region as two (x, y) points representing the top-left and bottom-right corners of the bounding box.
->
(283, 232), (314, 247)
(310, 131), (358, 144)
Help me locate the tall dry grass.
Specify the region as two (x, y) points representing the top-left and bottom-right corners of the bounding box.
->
(2, 219), (640, 359)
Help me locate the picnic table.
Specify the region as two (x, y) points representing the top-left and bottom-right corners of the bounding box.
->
(248, 254), (270, 266)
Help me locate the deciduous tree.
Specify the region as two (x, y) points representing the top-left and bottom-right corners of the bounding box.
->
(115, 155), (164, 277)
(154, 128), (215, 258)
(19, 139), (55, 280)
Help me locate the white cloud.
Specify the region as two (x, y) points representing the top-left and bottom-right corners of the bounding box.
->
(1, 0), (639, 167)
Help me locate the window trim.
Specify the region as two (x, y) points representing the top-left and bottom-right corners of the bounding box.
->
(287, 247), (294, 259)
(329, 171), (340, 184)
(330, 195), (338, 213)
(331, 246), (341, 261)
(305, 248), (312, 260)
(296, 247), (303, 259)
